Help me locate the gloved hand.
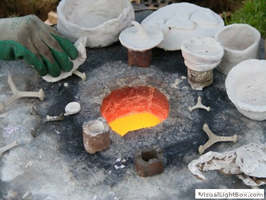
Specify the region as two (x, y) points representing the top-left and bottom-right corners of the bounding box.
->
(0, 15), (78, 77)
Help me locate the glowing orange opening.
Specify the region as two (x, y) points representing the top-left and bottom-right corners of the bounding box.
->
(100, 86), (169, 136)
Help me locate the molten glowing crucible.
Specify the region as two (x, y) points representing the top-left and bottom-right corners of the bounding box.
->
(101, 86), (169, 136)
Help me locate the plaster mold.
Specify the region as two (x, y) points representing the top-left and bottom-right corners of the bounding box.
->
(141, 3), (224, 51)
(225, 59), (266, 121)
(0, 76), (45, 113)
(119, 21), (164, 67)
(57, 0), (135, 48)
(189, 143), (266, 186)
(198, 123), (237, 155)
(189, 96), (210, 112)
(181, 37), (224, 90)
(0, 141), (18, 158)
(43, 37), (87, 82)
(215, 24), (261, 75)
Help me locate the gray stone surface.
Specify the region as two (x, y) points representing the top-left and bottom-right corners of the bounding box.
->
(0, 12), (266, 200)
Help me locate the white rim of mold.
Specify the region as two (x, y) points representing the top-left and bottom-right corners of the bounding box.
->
(214, 24), (261, 53)
(225, 59), (266, 112)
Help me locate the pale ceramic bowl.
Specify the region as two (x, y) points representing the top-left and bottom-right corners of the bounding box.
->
(57, 0), (134, 47)
(225, 59), (266, 121)
(181, 37), (224, 71)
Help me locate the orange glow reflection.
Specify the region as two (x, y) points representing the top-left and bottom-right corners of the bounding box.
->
(101, 86), (169, 136)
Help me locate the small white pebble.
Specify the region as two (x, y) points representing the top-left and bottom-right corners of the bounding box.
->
(119, 164), (126, 169)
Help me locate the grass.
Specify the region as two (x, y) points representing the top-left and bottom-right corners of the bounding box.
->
(224, 0), (266, 38)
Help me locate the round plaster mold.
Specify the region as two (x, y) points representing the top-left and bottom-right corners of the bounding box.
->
(57, 0), (135, 47)
(119, 21), (164, 67)
(119, 21), (164, 52)
(141, 3), (224, 51)
(215, 24), (261, 75)
(225, 59), (266, 121)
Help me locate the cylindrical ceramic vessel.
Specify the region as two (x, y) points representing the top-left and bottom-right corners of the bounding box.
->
(215, 24), (261, 75)
(82, 117), (110, 154)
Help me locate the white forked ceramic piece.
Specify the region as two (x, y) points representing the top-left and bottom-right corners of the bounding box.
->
(119, 21), (164, 52)
(189, 96), (211, 112)
(215, 24), (261, 75)
(43, 37), (87, 82)
(0, 76), (45, 113)
(181, 37), (224, 71)
(225, 59), (266, 121)
(57, 0), (135, 48)
(141, 3), (224, 50)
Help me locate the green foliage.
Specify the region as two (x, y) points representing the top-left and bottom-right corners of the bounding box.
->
(225, 0), (266, 38)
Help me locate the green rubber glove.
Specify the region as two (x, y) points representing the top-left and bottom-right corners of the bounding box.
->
(0, 15), (78, 77)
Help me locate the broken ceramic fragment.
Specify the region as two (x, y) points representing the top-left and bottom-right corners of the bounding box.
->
(142, 3), (224, 50)
(45, 102), (81, 122)
(0, 76), (45, 113)
(188, 143), (266, 187)
(42, 37), (87, 82)
(181, 37), (224, 90)
(0, 140), (18, 157)
(225, 59), (266, 121)
(198, 123), (237, 155)
(215, 24), (261, 75)
(189, 96), (210, 112)
(119, 21), (164, 67)
(57, 0), (135, 47)
(82, 118), (110, 154)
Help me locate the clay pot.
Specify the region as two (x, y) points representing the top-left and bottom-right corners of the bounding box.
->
(215, 24), (261, 75)
(57, 0), (135, 47)
(225, 59), (266, 121)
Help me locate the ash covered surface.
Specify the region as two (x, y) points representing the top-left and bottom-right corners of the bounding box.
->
(0, 13), (266, 200)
